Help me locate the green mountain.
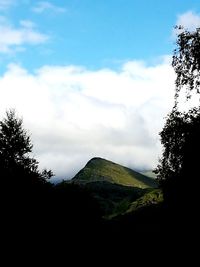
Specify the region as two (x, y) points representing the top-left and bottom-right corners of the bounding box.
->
(81, 181), (146, 216)
(72, 157), (157, 189)
(69, 157), (161, 218)
(109, 188), (163, 219)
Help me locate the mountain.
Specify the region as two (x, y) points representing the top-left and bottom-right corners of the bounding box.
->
(141, 170), (157, 179)
(72, 157), (157, 188)
(109, 188), (163, 219)
(79, 181), (146, 216)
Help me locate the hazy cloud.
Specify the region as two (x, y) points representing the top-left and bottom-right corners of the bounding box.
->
(0, 18), (49, 53)
(0, 59), (175, 179)
(176, 11), (200, 31)
(32, 1), (66, 14)
(0, 0), (15, 10)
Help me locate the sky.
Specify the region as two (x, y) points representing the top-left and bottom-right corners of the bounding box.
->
(0, 0), (200, 180)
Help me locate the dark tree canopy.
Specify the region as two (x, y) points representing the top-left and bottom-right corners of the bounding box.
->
(0, 110), (35, 171)
(156, 27), (200, 217)
(1, 110), (103, 243)
(156, 106), (200, 182)
(0, 109), (53, 184)
(172, 26), (200, 100)
(156, 108), (186, 182)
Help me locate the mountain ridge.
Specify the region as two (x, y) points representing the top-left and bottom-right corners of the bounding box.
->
(72, 157), (157, 189)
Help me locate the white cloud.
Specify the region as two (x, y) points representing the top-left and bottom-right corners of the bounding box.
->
(0, 0), (15, 10)
(0, 18), (49, 53)
(0, 59), (175, 179)
(32, 1), (66, 14)
(176, 11), (200, 31)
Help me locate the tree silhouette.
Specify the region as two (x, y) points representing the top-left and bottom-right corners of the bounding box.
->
(1, 110), (102, 239)
(156, 27), (200, 225)
(172, 26), (200, 100)
(0, 109), (52, 186)
(0, 109), (55, 240)
(156, 107), (200, 207)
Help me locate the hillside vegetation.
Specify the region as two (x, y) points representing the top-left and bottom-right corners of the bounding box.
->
(72, 157), (157, 188)
(70, 157), (160, 218)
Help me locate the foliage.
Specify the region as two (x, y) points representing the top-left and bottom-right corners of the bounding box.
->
(156, 27), (200, 212)
(71, 157), (160, 218)
(0, 110), (34, 171)
(0, 109), (53, 184)
(125, 189), (163, 214)
(109, 188), (163, 219)
(82, 180), (145, 216)
(156, 108), (185, 182)
(155, 105), (200, 210)
(172, 26), (200, 100)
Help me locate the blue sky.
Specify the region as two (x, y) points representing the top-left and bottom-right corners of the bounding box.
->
(1, 0), (200, 179)
(0, 0), (200, 72)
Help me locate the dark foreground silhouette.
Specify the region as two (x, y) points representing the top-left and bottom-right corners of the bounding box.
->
(3, 177), (196, 266)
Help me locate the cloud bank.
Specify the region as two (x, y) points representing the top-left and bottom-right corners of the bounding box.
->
(0, 58), (175, 179)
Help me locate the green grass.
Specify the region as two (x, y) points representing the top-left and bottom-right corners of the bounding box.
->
(107, 188), (163, 219)
(125, 189), (163, 214)
(72, 157), (158, 189)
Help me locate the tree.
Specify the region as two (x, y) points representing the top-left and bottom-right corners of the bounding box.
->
(155, 107), (200, 205)
(172, 26), (200, 100)
(0, 110), (55, 239)
(155, 27), (200, 216)
(0, 109), (53, 185)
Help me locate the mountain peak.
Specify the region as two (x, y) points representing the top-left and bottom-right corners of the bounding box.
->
(86, 157), (114, 166)
(87, 157), (104, 163)
(72, 157), (157, 188)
